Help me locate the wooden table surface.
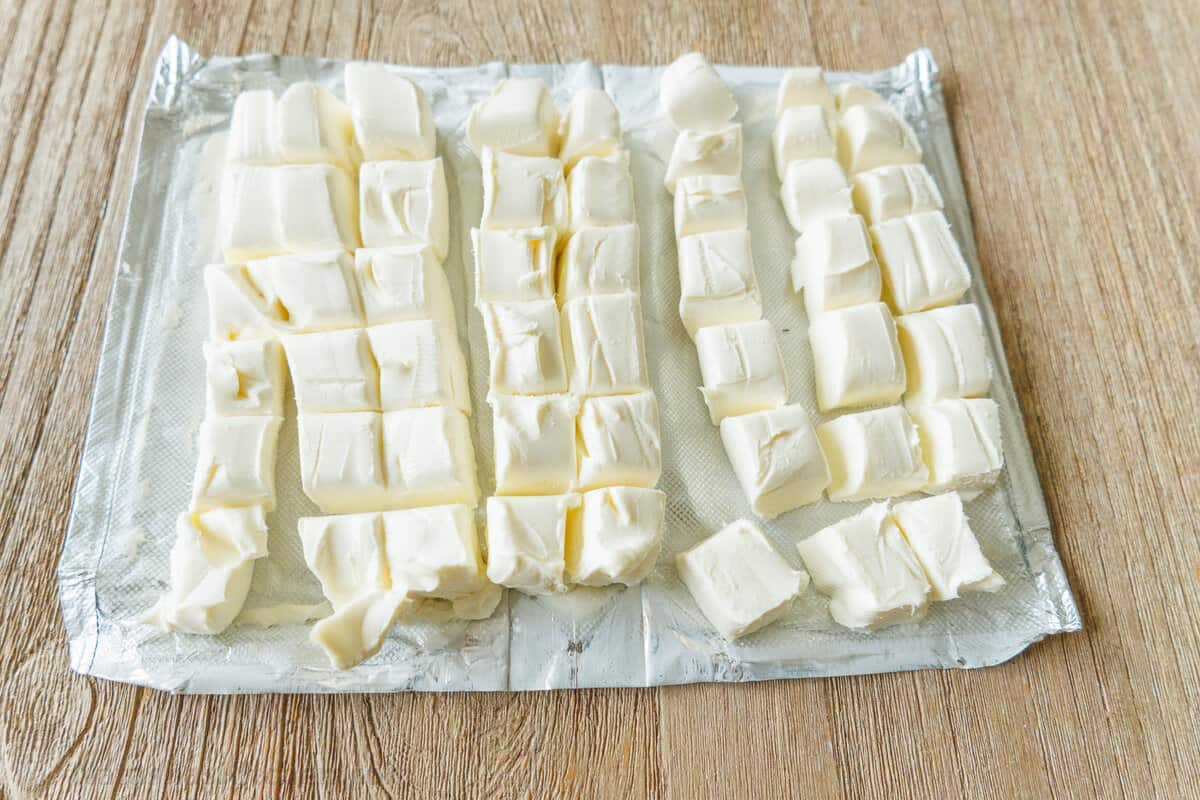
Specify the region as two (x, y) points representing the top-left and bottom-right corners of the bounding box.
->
(3, 0), (1199, 797)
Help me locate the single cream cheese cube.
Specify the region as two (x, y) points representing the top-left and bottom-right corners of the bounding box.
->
(479, 300), (568, 396)
(780, 158), (853, 234)
(354, 245), (455, 326)
(344, 62), (435, 161)
(562, 293), (650, 397)
(491, 394), (579, 495)
(809, 302), (904, 412)
(674, 174), (748, 238)
(911, 398), (1004, 493)
(834, 83), (887, 110)
(720, 404), (830, 520)
(382, 407), (479, 507)
(675, 518), (808, 639)
(227, 90), (281, 165)
(245, 250), (364, 333)
(566, 486), (665, 587)
(796, 502), (930, 630)
(852, 163), (944, 225)
(467, 78), (559, 157)
(817, 406), (929, 501)
(664, 124), (742, 195)
(367, 320), (470, 413)
(203, 339), (287, 416)
(792, 214), (883, 313)
(567, 153), (635, 233)
(275, 83), (358, 170)
(836, 105), (922, 175)
(204, 264), (280, 341)
(558, 88), (622, 170)
(660, 52), (737, 131)
(576, 392), (662, 490)
(359, 158), (449, 259)
(480, 149), (569, 235)
(678, 228), (763, 337)
(556, 224), (640, 303)
(872, 210), (971, 314)
(298, 512), (389, 609)
(772, 106), (837, 181)
(485, 494), (579, 595)
(891, 492), (1005, 601)
(298, 412), (387, 512)
(776, 66), (835, 114)
(695, 320), (788, 424)
(282, 328), (380, 413)
(896, 304), (992, 406)
(382, 504), (486, 598)
(192, 416), (283, 510)
(472, 226), (556, 303)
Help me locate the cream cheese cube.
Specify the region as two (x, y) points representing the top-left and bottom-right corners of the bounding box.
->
(720, 404), (830, 519)
(204, 264), (280, 341)
(480, 149), (569, 235)
(567, 153), (635, 233)
(780, 158), (853, 234)
(836, 105), (922, 175)
(298, 512), (389, 608)
(896, 304), (992, 406)
(809, 302), (904, 412)
(491, 394), (579, 495)
(659, 52), (738, 131)
(674, 174), (748, 238)
(485, 494), (579, 595)
(227, 84), (358, 171)
(776, 67), (834, 114)
(834, 83), (887, 110)
(203, 339), (287, 416)
(675, 518), (808, 639)
(479, 300), (568, 396)
(566, 486), (665, 587)
(796, 502), (930, 630)
(245, 250), (364, 333)
(891, 493), (1005, 601)
(344, 62), (435, 161)
(382, 505), (487, 598)
(367, 320), (469, 413)
(227, 90), (281, 166)
(678, 228), (763, 338)
(558, 89), (622, 170)
(852, 163), (944, 225)
(467, 78), (560, 157)
(472, 226), (556, 303)
(382, 407), (479, 508)
(354, 245), (455, 326)
(562, 293), (650, 396)
(872, 210), (971, 314)
(576, 392), (662, 490)
(792, 214), (882, 313)
(664, 124), (742, 195)
(911, 398), (1004, 493)
(772, 106), (837, 181)
(192, 416), (283, 510)
(817, 406), (929, 501)
(310, 590), (414, 669)
(282, 328), (380, 413)
(298, 412), (387, 512)
(695, 320), (788, 424)
(556, 224), (640, 303)
(359, 158), (449, 259)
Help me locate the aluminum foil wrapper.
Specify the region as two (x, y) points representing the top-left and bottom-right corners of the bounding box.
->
(57, 37), (1081, 693)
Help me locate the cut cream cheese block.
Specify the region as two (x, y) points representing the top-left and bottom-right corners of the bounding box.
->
(367, 320), (470, 412)
(817, 406), (929, 501)
(576, 392), (662, 490)
(192, 416), (282, 511)
(204, 264), (280, 342)
(834, 83), (887, 111)
(852, 163), (944, 225)
(472, 226), (556, 303)
(659, 52), (737, 131)
(896, 303), (992, 406)
(558, 88), (622, 170)
(836, 105), (922, 175)
(664, 124), (743, 195)
(911, 398), (1004, 493)
(678, 228), (763, 338)
(297, 412), (387, 512)
(343, 62), (435, 161)
(354, 245), (455, 326)
(381, 504), (487, 598)
(298, 512), (389, 609)
(776, 67), (835, 114)
(479, 299), (568, 396)
(720, 404), (830, 520)
(359, 158), (449, 259)
(792, 213), (882, 312)
(485, 494), (580, 595)
(567, 152), (635, 233)
(467, 78), (560, 157)
(479, 149), (568, 235)
(556, 224), (640, 304)
(780, 158), (854, 235)
(772, 105), (837, 182)
(491, 394), (579, 495)
(227, 84), (358, 171)
(566, 486), (665, 587)
(380, 407), (479, 508)
(561, 292), (650, 397)
(694, 319), (788, 424)
(808, 302), (905, 412)
(891, 492), (1005, 601)
(203, 339), (287, 417)
(245, 250), (364, 333)
(674, 174), (748, 238)
(283, 328), (380, 413)
(871, 210), (970, 314)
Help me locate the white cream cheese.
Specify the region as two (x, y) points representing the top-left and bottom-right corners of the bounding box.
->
(354, 244), (455, 326)
(486, 494), (580, 595)
(566, 486), (665, 587)
(282, 328), (380, 413)
(479, 299), (568, 396)
(720, 404), (830, 520)
(911, 398), (1004, 493)
(776, 67), (834, 114)
(891, 492), (1005, 601)
(659, 52), (738, 131)
(556, 224), (640, 303)
(871, 210), (970, 314)
(779, 158), (853, 235)
(561, 292), (650, 397)
(558, 88), (622, 170)
(479, 149), (569, 235)
(836, 105), (922, 175)
(808, 302), (905, 412)
(694, 319), (788, 424)
(491, 394), (579, 495)
(674, 174), (748, 239)
(359, 158), (449, 260)
(817, 406), (929, 501)
(772, 105), (837, 181)
(344, 62), (435, 161)
(467, 78), (560, 157)
(576, 391), (662, 490)
(203, 339), (287, 417)
(567, 152), (635, 233)
(852, 163), (944, 225)
(191, 416), (282, 511)
(896, 303), (992, 406)
(664, 124), (743, 195)
(792, 213), (882, 312)
(677, 228), (763, 338)
(472, 226), (556, 304)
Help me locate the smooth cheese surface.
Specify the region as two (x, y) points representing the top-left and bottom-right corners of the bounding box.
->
(817, 406), (929, 501)
(852, 163), (944, 225)
(354, 245), (455, 326)
(576, 392), (662, 490)
(694, 319), (788, 424)
(472, 226), (556, 304)
(227, 84), (358, 171)
(344, 62), (435, 161)
(912, 398), (1004, 493)
(836, 105), (922, 175)
(567, 152), (635, 233)
(772, 105), (837, 182)
(467, 78), (560, 157)
(659, 52), (738, 131)
(298, 412), (387, 512)
(486, 494), (579, 595)
(896, 303), (992, 406)
(834, 83), (887, 111)
(664, 124), (743, 195)
(678, 227), (763, 338)
(359, 158), (450, 259)
(809, 302), (905, 412)
(381, 407), (479, 508)
(480, 300), (568, 396)
(674, 174), (748, 238)
(562, 293), (650, 397)
(283, 328), (380, 413)
(246, 250), (364, 333)
(793, 213), (882, 312)
(480, 149), (568, 235)
(776, 67), (835, 114)
(892, 492), (1005, 601)
(192, 416), (282, 511)
(367, 320), (470, 412)
(566, 486), (665, 587)
(780, 157), (853, 235)
(491, 394), (579, 495)
(382, 504), (486, 598)
(556, 224), (640, 303)
(203, 339), (287, 417)
(872, 210), (970, 314)
(558, 88), (622, 170)
(720, 404), (830, 520)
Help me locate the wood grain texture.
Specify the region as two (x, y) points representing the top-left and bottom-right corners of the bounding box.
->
(1, 0), (1197, 797)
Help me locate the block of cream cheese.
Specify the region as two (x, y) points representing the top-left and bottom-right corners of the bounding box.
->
(792, 214), (882, 313)
(896, 304), (992, 406)
(485, 494), (579, 595)
(479, 300), (568, 396)
(852, 163), (944, 225)
(227, 84), (357, 171)
(695, 319), (788, 424)
(245, 250), (364, 333)
(367, 320), (469, 413)
(674, 174), (748, 238)
(558, 88), (622, 170)
(359, 158), (449, 259)
(817, 406), (929, 501)
(664, 124), (743, 195)
(796, 502), (930, 630)
(192, 416), (283, 510)
(871, 210), (971, 314)
(772, 106), (837, 181)
(491, 394), (579, 495)
(567, 152), (635, 233)
(226, 90), (281, 166)
(344, 62), (435, 161)
(659, 52), (737, 131)
(576, 392), (662, 490)
(562, 292), (650, 397)
(283, 328), (380, 412)
(836, 105), (922, 175)
(383, 504), (487, 598)
(776, 67), (835, 114)
(677, 228), (763, 337)
(354, 245), (455, 326)
(566, 486), (665, 587)
(809, 302), (905, 412)
(298, 412), (387, 512)
(675, 518), (808, 639)
(381, 407), (479, 508)
(891, 492), (1005, 601)
(780, 158), (853, 234)
(480, 149), (569, 235)
(720, 404), (830, 520)
(472, 226), (556, 303)
(299, 512), (389, 608)
(467, 78), (559, 157)
(203, 339), (287, 417)
(911, 398), (1004, 493)
(204, 264), (280, 341)
(834, 83), (887, 110)
(556, 224), (640, 303)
